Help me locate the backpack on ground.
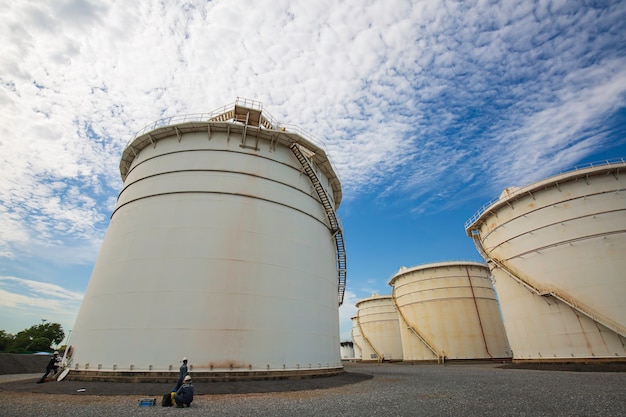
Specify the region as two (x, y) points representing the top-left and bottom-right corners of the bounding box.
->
(161, 392), (172, 407)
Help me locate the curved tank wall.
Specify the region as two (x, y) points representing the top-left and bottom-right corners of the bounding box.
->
(68, 100), (345, 380)
(354, 295), (403, 362)
(351, 316), (364, 361)
(389, 261), (511, 362)
(465, 161), (626, 361)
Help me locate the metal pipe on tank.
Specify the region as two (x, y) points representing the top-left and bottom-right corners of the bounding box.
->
(355, 313), (383, 363)
(391, 286), (443, 363)
(465, 266), (494, 360)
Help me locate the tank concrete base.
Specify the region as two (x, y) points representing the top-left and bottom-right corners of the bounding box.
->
(65, 367), (345, 383)
(401, 358), (513, 364)
(511, 357), (626, 364)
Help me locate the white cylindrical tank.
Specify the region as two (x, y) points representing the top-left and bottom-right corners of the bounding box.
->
(389, 262), (511, 362)
(69, 99), (346, 380)
(354, 295), (403, 362)
(351, 316), (363, 361)
(465, 161), (626, 361)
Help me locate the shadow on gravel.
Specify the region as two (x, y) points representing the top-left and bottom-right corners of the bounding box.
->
(0, 371), (373, 396)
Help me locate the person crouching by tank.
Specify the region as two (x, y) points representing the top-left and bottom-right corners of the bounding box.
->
(174, 375), (194, 408)
(37, 351), (61, 383)
(175, 357), (188, 390)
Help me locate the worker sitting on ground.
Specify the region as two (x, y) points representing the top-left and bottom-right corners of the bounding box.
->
(174, 375), (194, 408)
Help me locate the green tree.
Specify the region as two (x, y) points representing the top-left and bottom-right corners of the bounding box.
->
(28, 337), (52, 352)
(9, 332), (33, 352)
(0, 330), (14, 351)
(7, 323), (65, 352)
(32, 322), (65, 346)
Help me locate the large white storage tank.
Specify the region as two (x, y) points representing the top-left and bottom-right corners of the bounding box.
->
(68, 99), (347, 380)
(389, 262), (511, 362)
(465, 161), (626, 361)
(354, 295), (403, 362)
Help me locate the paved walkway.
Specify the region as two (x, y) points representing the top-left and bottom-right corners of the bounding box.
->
(0, 373), (41, 383)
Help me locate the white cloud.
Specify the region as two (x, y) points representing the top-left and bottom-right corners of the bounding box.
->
(1, 0), (625, 339)
(0, 276), (83, 334)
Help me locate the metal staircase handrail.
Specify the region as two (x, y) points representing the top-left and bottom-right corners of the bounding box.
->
(391, 287), (444, 363)
(125, 108), (329, 159)
(355, 313), (383, 362)
(470, 232), (626, 339)
(290, 143), (347, 305)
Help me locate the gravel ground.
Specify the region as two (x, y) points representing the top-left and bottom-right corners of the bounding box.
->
(1, 362), (625, 417)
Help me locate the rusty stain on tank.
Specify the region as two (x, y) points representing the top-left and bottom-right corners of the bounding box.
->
(195, 361), (250, 370)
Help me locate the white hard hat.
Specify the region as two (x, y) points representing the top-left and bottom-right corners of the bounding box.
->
(182, 357), (188, 361)
(54, 351), (59, 355)
(183, 375), (191, 382)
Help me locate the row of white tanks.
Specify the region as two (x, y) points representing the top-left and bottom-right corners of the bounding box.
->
(352, 262), (512, 362)
(353, 161), (626, 363)
(68, 96), (625, 377)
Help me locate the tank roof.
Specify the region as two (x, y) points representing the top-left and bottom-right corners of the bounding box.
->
(119, 98), (343, 207)
(465, 159), (626, 234)
(388, 261), (488, 286)
(355, 293), (393, 307)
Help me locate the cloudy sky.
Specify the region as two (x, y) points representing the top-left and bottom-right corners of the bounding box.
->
(1, 0), (625, 342)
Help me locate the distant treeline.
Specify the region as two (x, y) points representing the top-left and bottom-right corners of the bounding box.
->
(0, 322), (65, 353)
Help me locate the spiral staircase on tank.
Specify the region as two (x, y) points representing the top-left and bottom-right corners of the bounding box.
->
(290, 142), (347, 306)
(469, 230), (626, 339)
(208, 98), (347, 306)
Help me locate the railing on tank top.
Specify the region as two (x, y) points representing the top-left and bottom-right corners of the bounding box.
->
(464, 157), (626, 231)
(125, 99), (328, 153)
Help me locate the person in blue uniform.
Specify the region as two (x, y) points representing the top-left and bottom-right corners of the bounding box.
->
(37, 351), (60, 383)
(174, 375), (194, 408)
(175, 357), (188, 390)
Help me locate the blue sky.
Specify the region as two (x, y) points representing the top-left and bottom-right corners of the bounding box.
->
(1, 0), (625, 342)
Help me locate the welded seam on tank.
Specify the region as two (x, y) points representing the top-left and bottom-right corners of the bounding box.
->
(500, 229), (626, 260)
(483, 208), (626, 254)
(390, 261), (488, 280)
(478, 194), (626, 243)
(121, 148), (336, 207)
(394, 296), (499, 306)
(121, 128), (342, 202)
(392, 275), (492, 284)
(110, 191), (330, 231)
(122, 148), (318, 192)
(392, 276), (495, 290)
(393, 282), (496, 294)
(357, 315), (401, 322)
(113, 171), (330, 230)
(118, 168), (317, 204)
(465, 174), (626, 231)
